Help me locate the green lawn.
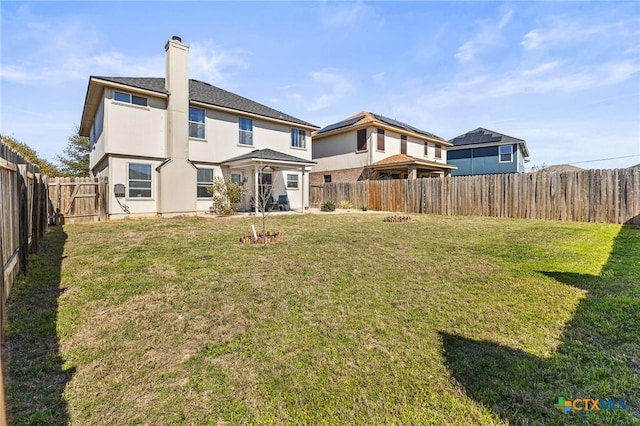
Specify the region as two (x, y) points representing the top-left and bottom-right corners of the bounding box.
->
(5, 213), (639, 425)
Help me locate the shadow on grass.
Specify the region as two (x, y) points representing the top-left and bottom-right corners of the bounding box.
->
(4, 226), (73, 425)
(441, 224), (640, 425)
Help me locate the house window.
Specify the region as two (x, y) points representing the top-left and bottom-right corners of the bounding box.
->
(401, 135), (407, 155)
(357, 129), (367, 152)
(128, 163), (152, 198)
(324, 175), (332, 183)
(287, 174), (299, 189)
(424, 142), (429, 156)
(239, 117), (253, 145)
(114, 91), (148, 107)
(189, 107), (206, 139)
(499, 145), (513, 162)
(435, 144), (442, 159)
(196, 168), (214, 198)
(291, 128), (306, 148)
(377, 128), (385, 151)
(231, 173), (242, 185)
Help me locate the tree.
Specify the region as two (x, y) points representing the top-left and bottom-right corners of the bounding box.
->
(254, 165), (275, 236)
(56, 126), (90, 177)
(0, 134), (62, 176)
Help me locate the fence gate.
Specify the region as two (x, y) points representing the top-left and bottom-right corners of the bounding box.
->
(48, 176), (108, 224)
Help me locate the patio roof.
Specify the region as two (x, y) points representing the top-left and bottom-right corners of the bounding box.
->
(366, 154), (456, 171)
(222, 148), (316, 168)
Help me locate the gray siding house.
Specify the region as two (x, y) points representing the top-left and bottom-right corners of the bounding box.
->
(447, 128), (529, 176)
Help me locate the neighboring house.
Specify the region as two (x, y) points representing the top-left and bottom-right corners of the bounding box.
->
(541, 164), (584, 173)
(447, 128), (530, 176)
(79, 36), (318, 218)
(310, 111), (455, 185)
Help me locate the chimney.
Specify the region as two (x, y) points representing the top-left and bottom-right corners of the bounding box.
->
(158, 36), (197, 215)
(165, 36), (189, 159)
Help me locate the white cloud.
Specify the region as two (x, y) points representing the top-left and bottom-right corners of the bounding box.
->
(456, 8), (513, 62)
(286, 69), (354, 113)
(188, 42), (250, 86)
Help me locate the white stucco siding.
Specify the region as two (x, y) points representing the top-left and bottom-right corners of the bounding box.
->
(189, 108), (312, 163)
(89, 99), (106, 170)
(312, 130), (370, 172)
(108, 156), (164, 218)
(106, 90), (166, 159)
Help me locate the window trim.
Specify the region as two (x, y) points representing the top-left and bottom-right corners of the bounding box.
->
(290, 128), (306, 149)
(424, 141), (429, 157)
(377, 128), (385, 152)
(435, 144), (442, 160)
(323, 174), (332, 183)
(286, 173), (299, 189)
(400, 135), (407, 155)
(356, 129), (367, 152)
(189, 107), (206, 140)
(238, 117), (254, 146)
(127, 162), (153, 199)
(114, 90), (148, 107)
(499, 144), (513, 163)
(196, 167), (214, 199)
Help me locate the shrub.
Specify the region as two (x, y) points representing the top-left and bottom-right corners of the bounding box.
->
(361, 205), (368, 211)
(207, 177), (246, 216)
(320, 201), (336, 212)
(339, 200), (352, 209)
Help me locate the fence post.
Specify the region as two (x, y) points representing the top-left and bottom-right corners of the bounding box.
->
(17, 165), (28, 275)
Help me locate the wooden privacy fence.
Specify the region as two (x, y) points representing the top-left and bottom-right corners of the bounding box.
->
(48, 176), (108, 224)
(0, 143), (48, 343)
(313, 169), (640, 225)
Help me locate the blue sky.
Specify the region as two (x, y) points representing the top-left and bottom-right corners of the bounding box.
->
(1, 1), (639, 170)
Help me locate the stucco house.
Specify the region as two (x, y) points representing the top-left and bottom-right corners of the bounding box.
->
(447, 128), (529, 176)
(310, 112), (455, 185)
(79, 36), (318, 218)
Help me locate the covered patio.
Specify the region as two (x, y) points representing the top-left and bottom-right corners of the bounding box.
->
(366, 154), (456, 179)
(222, 148), (316, 213)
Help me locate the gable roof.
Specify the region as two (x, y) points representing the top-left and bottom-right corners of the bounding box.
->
(222, 148), (316, 165)
(368, 154), (456, 170)
(81, 76), (317, 135)
(314, 111), (448, 144)
(448, 128), (529, 157)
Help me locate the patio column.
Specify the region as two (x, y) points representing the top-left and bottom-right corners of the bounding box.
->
(301, 167), (306, 213)
(254, 164), (259, 213)
(408, 164), (418, 180)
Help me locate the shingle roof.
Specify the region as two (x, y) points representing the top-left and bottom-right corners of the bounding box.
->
(449, 128), (529, 157)
(315, 111), (446, 142)
(368, 154), (456, 169)
(449, 128), (524, 146)
(92, 76), (317, 128)
(223, 148), (316, 165)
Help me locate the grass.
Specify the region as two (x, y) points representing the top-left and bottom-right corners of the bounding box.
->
(4, 213), (639, 425)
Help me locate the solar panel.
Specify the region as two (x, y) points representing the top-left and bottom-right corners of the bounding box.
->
(373, 114), (442, 140)
(317, 115), (364, 133)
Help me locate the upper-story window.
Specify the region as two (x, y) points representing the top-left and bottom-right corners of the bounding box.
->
(435, 144), (442, 159)
(377, 128), (385, 151)
(291, 128), (306, 149)
(239, 117), (253, 146)
(401, 135), (407, 155)
(424, 141), (429, 157)
(357, 129), (367, 152)
(189, 107), (205, 139)
(114, 91), (148, 107)
(499, 145), (513, 162)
